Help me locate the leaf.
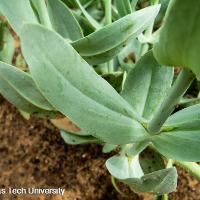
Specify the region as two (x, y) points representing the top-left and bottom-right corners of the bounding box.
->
(106, 155), (144, 179)
(139, 148), (165, 174)
(164, 104), (200, 129)
(153, 105), (200, 161)
(122, 167), (177, 195)
(21, 24), (150, 145)
(47, 0), (83, 40)
(0, 62), (54, 112)
(153, 0), (200, 80)
(60, 130), (99, 145)
(152, 130), (200, 162)
(72, 5), (160, 56)
(115, 0), (132, 17)
(121, 50), (173, 120)
(0, 0), (38, 34)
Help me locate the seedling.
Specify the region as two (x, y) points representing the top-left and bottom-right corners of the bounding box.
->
(0, 0), (200, 199)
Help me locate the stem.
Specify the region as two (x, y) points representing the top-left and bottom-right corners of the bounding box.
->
(103, 0), (113, 72)
(153, 194), (168, 200)
(138, 0), (159, 57)
(33, 0), (52, 29)
(148, 68), (195, 134)
(175, 161), (200, 181)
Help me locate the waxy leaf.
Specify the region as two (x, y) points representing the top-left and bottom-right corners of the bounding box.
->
(115, 0), (132, 17)
(0, 62), (54, 114)
(121, 50), (173, 120)
(153, 104), (200, 161)
(21, 24), (149, 145)
(152, 130), (200, 162)
(0, 0), (38, 35)
(47, 0), (83, 40)
(61, 130), (99, 145)
(72, 5), (160, 56)
(122, 167), (177, 195)
(153, 0), (200, 80)
(106, 155), (144, 179)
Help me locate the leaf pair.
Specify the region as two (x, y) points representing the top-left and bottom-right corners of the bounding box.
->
(106, 154), (177, 194)
(20, 24), (150, 145)
(153, 104), (200, 161)
(0, 0), (160, 65)
(0, 62), (55, 117)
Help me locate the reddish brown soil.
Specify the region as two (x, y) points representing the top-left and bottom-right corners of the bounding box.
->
(0, 99), (200, 200)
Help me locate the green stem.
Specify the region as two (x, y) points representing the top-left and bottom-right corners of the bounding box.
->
(103, 0), (113, 72)
(138, 0), (159, 57)
(147, 68), (195, 134)
(175, 161), (200, 181)
(153, 194), (168, 200)
(33, 0), (52, 29)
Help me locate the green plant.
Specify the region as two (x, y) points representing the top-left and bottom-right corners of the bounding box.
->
(0, 0), (200, 199)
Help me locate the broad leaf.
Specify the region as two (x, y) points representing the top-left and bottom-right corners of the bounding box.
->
(152, 131), (200, 162)
(21, 24), (150, 145)
(153, 0), (200, 80)
(0, 62), (54, 112)
(61, 130), (99, 145)
(121, 50), (173, 120)
(0, 0), (38, 34)
(47, 0), (83, 40)
(115, 0), (132, 17)
(122, 167), (177, 194)
(164, 104), (200, 129)
(72, 5), (160, 56)
(106, 155), (144, 179)
(153, 105), (200, 161)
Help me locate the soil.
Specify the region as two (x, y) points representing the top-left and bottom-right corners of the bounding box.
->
(0, 99), (200, 200)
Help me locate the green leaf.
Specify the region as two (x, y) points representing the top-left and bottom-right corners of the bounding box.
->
(121, 50), (173, 120)
(115, 0), (132, 17)
(122, 167), (177, 195)
(139, 148), (165, 174)
(153, 104), (200, 162)
(106, 155), (144, 179)
(0, 0), (38, 34)
(164, 104), (200, 129)
(21, 24), (149, 145)
(0, 63), (54, 115)
(47, 0), (83, 40)
(61, 130), (99, 145)
(72, 5), (160, 56)
(153, 0), (200, 80)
